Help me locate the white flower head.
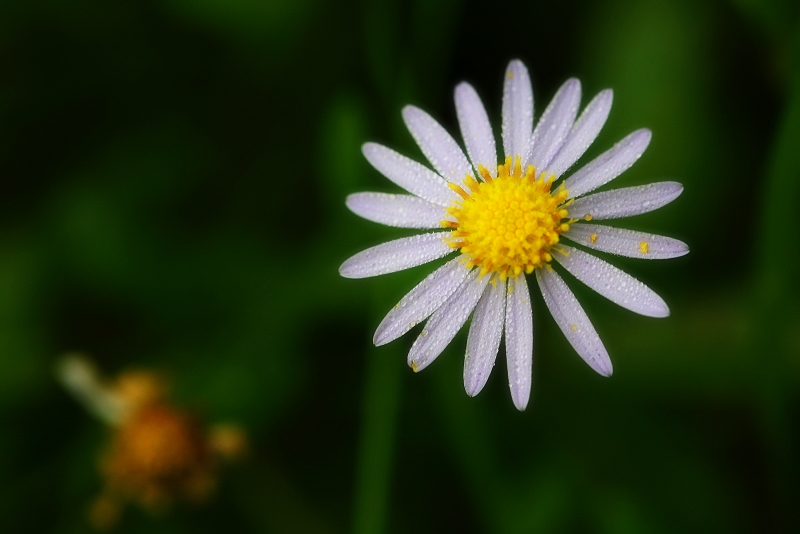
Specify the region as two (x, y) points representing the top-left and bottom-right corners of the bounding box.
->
(340, 60), (688, 410)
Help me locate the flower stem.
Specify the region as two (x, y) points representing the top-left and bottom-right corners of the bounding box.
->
(750, 23), (800, 530)
(351, 292), (402, 534)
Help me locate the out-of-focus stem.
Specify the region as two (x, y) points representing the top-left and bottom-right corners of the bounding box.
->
(351, 288), (402, 534)
(750, 24), (800, 531)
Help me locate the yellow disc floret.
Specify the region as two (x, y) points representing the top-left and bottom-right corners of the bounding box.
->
(442, 156), (571, 280)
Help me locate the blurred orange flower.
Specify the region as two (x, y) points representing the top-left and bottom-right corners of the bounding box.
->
(57, 354), (247, 530)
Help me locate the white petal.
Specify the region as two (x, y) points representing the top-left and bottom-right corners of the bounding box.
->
(346, 192), (447, 229)
(455, 82), (498, 178)
(464, 276), (507, 397)
(374, 256), (471, 346)
(408, 270), (488, 372)
(501, 60), (533, 163)
(528, 78), (581, 171)
(563, 129), (651, 198)
(547, 89), (613, 177)
(553, 245), (669, 317)
(402, 105), (473, 184)
(56, 354), (127, 425)
(362, 143), (458, 206)
(535, 268), (612, 376)
(339, 232), (452, 279)
(564, 223), (689, 260)
(567, 182), (684, 221)
(505, 274), (534, 411)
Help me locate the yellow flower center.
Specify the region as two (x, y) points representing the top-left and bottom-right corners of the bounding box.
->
(443, 156), (571, 280)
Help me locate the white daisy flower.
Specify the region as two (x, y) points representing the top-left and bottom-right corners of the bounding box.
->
(340, 60), (688, 410)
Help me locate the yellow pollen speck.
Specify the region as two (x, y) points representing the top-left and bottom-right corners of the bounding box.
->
(410, 360), (419, 372)
(590, 233), (598, 244)
(571, 325), (578, 331)
(584, 214), (593, 221)
(507, 70), (514, 79)
(445, 156), (569, 279)
(639, 241), (649, 254)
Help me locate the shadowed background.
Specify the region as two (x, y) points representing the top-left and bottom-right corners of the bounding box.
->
(1, 0), (799, 532)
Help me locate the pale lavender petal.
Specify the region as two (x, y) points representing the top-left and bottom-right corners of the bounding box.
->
(374, 256), (471, 346)
(535, 268), (612, 376)
(501, 60), (533, 163)
(528, 78), (581, 171)
(362, 142), (458, 206)
(505, 274), (534, 411)
(464, 276), (507, 397)
(564, 223), (689, 260)
(563, 129), (651, 198)
(547, 89), (613, 177)
(553, 245), (669, 317)
(402, 105), (473, 183)
(346, 192), (448, 229)
(408, 270), (488, 372)
(567, 182), (684, 221)
(339, 233), (452, 279)
(455, 82), (497, 178)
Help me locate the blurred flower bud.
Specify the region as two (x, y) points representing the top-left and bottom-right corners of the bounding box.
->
(56, 354), (247, 530)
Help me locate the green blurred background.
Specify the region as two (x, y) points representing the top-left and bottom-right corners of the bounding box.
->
(1, 0), (800, 532)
